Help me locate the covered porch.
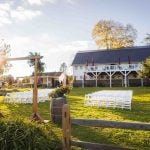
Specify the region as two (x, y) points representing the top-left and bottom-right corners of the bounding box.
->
(82, 64), (143, 88)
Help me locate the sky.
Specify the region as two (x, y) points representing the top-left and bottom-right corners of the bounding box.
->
(0, 0), (150, 77)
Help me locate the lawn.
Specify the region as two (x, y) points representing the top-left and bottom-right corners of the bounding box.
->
(68, 87), (150, 150)
(0, 87), (150, 150)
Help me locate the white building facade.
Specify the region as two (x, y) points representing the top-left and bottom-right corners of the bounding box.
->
(30, 72), (66, 88)
(72, 46), (150, 87)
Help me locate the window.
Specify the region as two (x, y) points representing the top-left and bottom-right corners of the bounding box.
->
(90, 66), (94, 71)
(110, 65), (114, 69)
(80, 76), (83, 79)
(80, 66), (83, 70)
(75, 66), (78, 70)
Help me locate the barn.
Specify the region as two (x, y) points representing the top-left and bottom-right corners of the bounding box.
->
(72, 46), (150, 87)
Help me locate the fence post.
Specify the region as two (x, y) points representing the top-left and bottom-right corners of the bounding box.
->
(62, 104), (71, 150)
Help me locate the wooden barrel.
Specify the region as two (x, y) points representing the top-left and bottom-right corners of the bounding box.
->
(50, 97), (67, 124)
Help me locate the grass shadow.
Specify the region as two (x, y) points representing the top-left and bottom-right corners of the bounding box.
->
(71, 124), (150, 150)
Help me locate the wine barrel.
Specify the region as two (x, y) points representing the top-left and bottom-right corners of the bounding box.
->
(50, 97), (67, 124)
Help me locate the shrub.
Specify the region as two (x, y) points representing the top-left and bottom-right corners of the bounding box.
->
(49, 85), (72, 98)
(0, 90), (7, 96)
(0, 118), (62, 150)
(0, 112), (4, 118)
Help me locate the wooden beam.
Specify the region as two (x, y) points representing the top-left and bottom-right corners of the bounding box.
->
(71, 140), (129, 150)
(7, 56), (43, 61)
(71, 119), (150, 131)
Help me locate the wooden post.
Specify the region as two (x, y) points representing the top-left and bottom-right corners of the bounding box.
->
(62, 104), (71, 150)
(33, 58), (38, 113)
(30, 58), (43, 122)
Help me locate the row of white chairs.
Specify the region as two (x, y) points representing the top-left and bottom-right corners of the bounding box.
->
(84, 90), (133, 110)
(4, 89), (52, 104)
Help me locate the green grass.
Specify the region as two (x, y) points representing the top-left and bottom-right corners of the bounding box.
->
(0, 87), (150, 149)
(68, 87), (150, 150)
(68, 87), (150, 122)
(0, 88), (62, 150)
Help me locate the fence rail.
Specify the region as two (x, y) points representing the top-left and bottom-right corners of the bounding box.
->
(71, 140), (129, 150)
(62, 104), (150, 150)
(72, 118), (150, 131)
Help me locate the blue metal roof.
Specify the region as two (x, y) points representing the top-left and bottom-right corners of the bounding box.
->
(72, 46), (150, 65)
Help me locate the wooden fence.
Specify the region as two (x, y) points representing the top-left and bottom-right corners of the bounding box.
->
(62, 104), (150, 150)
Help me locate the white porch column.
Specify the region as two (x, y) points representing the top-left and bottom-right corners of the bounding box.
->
(110, 74), (112, 88)
(82, 74), (84, 88)
(106, 72), (113, 88)
(92, 72), (100, 87)
(96, 72), (97, 87)
(47, 76), (48, 87)
(141, 78), (143, 87)
(82, 79), (84, 88)
(108, 72), (115, 88)
(120, 71), (131, 88)
(124, 72), (127, 88)
(97, 72), (101, 87)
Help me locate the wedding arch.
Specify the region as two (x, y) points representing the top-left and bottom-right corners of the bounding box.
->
(7, 55), (43, 122)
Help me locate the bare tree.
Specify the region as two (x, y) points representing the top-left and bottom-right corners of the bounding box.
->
(60, 62), (67, 73)
(144, 34), (150, 46)
(0, 39), (11, 74)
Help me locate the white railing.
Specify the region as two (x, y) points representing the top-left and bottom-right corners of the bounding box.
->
(86, 64), (141, 72)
